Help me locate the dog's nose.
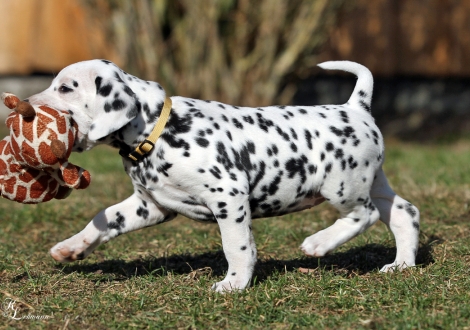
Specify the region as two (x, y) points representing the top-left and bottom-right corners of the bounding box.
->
(23, 98), (29, 102)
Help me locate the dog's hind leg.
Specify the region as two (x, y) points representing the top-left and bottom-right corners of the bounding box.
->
(371, 168), (420, 271)
(301, 180), (381, 257)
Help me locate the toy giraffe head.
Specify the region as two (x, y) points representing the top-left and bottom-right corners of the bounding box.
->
(3, 93), (75, 170)
(0, 93), (90, 203)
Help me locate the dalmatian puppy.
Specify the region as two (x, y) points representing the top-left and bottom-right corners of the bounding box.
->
(27, 60), (420, 292)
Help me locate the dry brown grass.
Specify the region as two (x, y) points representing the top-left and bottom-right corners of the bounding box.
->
(83, 0), (345, 106)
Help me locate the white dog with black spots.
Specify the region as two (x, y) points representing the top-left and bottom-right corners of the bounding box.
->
(27, 60), (420, 292)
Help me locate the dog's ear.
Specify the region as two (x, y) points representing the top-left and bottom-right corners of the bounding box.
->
(88, 73), (140, 141)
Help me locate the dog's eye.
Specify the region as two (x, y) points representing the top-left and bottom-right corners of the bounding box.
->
(58, 85), (73, 94)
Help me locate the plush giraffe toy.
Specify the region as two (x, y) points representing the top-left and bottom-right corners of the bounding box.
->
(0, 93), (91, 203)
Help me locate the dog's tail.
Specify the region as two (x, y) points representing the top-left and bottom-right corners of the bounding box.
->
(317, 61), (373, 113)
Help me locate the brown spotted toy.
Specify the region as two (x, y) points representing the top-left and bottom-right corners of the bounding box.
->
(0, 93), (91, 203)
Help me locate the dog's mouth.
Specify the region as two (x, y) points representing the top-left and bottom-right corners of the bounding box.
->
(72, 131), (90, 152)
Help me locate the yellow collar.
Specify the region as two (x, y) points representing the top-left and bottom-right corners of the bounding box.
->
(123, 97), (172, 161)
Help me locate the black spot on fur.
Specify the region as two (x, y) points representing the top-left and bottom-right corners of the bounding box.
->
(107, 212), (125, 230)
(195, 137), (209, 148)
(256, 113), (275, 132)
(136, 206), (149, 219)
(157, 162), (173, 177)
(267, 172), (283, 195)
(275, 126), (290, 141)
(285, 156), (309, 182)
(209, 166), (222, 179)
(235, 215), (245, 223)
(160, 133), (190, 151)
(112, 99), (126, 110)
(405, 203), (418, 218)
(243, 116), (255, 124)
(290, 128), (298, 140)
(114, 72), (124, 83)
(290, 143), (298, 152)
(95, 76), (102, 93)
(325, 163), (333, 173)
(123, 85), (134, 96)
(325, 142), (334, 152)
(334, 148), (344, 159)
(359, 100), (371, 112)
(347, 156), (358, 169)
(232, 141), (256, 172)
(232, 118), (243, 129)
(339, 111), (349, 123)
(305, 130), (313, 150)
(165, 112), (193, 135)
(98, 84), (113, 97)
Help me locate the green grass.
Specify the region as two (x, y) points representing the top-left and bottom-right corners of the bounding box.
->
(0, 139), (469, 329)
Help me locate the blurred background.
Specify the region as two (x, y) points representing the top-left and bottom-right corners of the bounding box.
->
(0, 0), (469, 140)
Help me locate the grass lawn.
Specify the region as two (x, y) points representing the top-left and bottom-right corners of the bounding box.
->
(0, 138), (469, 329)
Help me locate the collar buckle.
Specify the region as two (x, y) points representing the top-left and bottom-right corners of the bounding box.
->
(121, 97), (172, 162)
(128, 139), (155, 161)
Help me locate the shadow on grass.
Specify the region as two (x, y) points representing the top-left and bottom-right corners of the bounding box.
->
(57, 235), (438, 284)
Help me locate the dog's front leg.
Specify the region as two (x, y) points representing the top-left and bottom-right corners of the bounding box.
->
(211, 198), (256, 292)
(50, 192), (176, 262)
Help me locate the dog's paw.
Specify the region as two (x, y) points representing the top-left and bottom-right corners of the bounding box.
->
(50, 243), (84, 262)
(380, 261), (414, 273)
(300, 230), (336, 257)
(50, 237), (98, 262)
(211, 278), (249, 293)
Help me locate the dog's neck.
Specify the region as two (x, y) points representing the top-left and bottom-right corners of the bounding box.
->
(104, 80), (167, 154)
